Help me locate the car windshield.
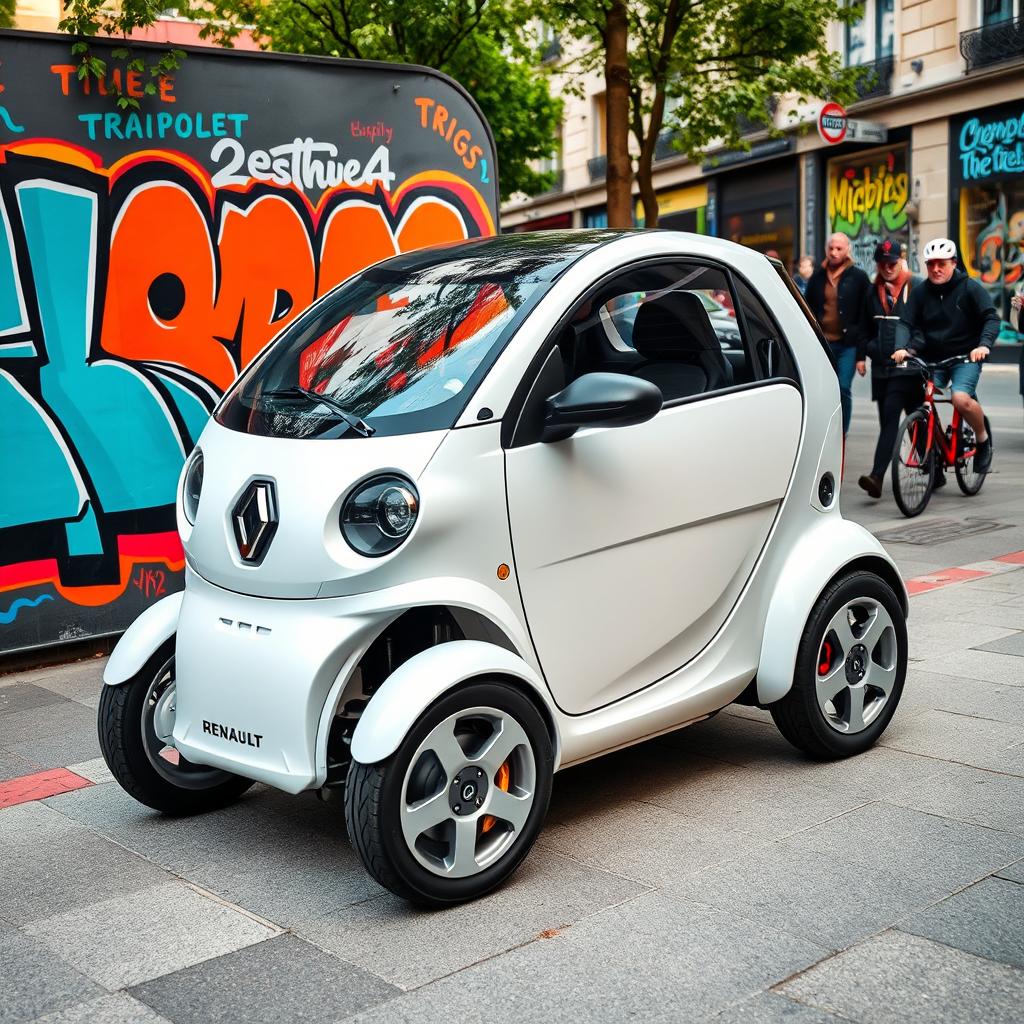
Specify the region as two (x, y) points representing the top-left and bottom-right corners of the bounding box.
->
(217, 264), (547, 439)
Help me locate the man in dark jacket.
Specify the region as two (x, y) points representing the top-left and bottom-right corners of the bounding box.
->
(806, 232), (872, 436)
(856, 239), (922, 498)
(893, 237), (1000, 472)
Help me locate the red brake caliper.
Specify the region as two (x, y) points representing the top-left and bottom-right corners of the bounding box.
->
(818, 640), (833, 676)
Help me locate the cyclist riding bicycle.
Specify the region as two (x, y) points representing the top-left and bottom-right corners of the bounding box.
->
(892, 238), (1000, 474)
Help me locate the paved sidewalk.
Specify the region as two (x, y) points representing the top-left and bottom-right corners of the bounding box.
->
(3, 557), (1024, 1023)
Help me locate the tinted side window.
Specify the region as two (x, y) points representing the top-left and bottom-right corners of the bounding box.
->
(732, 275), (800, 383)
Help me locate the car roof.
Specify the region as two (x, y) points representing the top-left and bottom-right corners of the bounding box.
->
(369, 229), (636, 283)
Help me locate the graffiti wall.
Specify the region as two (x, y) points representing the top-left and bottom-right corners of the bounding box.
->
(951, 100), (1023, 341)
(828, 145), (910, 273)
(0, 32), (497, 654)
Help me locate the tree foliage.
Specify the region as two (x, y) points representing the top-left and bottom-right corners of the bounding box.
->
(58, 1), (562, 201)
(550, 0), (862, 226)
(0, 0), (16, 31)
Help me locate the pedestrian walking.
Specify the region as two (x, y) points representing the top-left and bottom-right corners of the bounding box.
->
(857, 239), (922, 499)
(892, 238), (1000, 473)
(805, 233), (871, 435)
(793, 255), (814, 297)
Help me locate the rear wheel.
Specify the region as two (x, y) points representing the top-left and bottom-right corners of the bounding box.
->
(955, 415), (991, 496)
(98, 639), (255, 815)
(345, 681), (553, 906)
(770, 571), (907, 760)
(891, 408), (934, 518)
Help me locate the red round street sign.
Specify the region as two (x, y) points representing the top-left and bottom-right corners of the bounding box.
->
(818, 102), (848, 145)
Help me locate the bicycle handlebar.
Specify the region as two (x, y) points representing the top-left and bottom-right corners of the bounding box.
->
(902, 354), (981, 373)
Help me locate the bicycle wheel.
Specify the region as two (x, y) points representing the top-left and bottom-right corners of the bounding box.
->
(955, 415), (991, 496)
(891, 408), (934, 517)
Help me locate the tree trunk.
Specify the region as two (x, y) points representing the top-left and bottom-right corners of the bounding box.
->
(636, 86), (667, 229)
(604, 1), (632, 228)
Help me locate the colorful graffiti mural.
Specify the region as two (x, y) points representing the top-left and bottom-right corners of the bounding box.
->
(952, 101), (1024, 338)
(0, 34), (497, 653)
(828, 145), (910, 274)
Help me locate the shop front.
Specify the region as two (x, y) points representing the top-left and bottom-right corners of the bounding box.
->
(509, 211), (573, 232)
(951, 99), (1024, 344)
(635, 183), (710, 232)
(715, 158), (798, 271)
(827, 143), (911, 274)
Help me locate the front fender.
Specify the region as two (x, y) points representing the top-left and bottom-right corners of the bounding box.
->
(350, 640), (560, 768)
(103, 592), (183, 685)
(757, 518), (906, 705)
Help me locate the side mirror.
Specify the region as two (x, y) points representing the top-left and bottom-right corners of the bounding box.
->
(541, 372), (663, 443)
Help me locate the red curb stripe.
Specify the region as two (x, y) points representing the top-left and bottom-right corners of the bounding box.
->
(0, 768), (93, 809)
(995, 551), (1024, 565)
(905, 566), (991, 596)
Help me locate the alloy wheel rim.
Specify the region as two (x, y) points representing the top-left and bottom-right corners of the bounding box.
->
(399, 706), (536, 879)
(815, 598), (898, 734)
(140, 657), (235, 790)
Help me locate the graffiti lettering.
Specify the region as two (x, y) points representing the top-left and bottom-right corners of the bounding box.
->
(414, 97), (484, 171)
(0, 141), (493, 621)
(132, 568), (167, 599)
(210, 138), (394, 190)
(350, 120), (394, 145)
(830, 164), (909, 237)
(79, 110), (248, 142)
(50, 64), (176, 103)
(958, 110), (1024, 183)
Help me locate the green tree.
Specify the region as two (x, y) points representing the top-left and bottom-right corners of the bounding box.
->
(551, 0), (861, 227)
(58, 1), (562, 201)
(0, 0), (16, 30)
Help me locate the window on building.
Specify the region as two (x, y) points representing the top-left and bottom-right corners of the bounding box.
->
(844, 0), (895, 65)
(982, 0), (1018, 25)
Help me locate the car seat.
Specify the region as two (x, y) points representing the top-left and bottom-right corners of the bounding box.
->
(630, 291), (733, 400)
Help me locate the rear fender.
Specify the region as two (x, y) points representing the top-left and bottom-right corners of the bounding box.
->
(757, 519), (907, 705)
(103, 592), (183, 685)
(350, 640), (560, 768)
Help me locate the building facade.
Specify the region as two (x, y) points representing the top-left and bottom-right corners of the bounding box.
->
(503, 2), (1024, 343)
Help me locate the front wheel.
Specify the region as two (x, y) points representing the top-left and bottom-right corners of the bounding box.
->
(770, 571), (907, 760)
(98, 639), (255, 815)
(955, 415), (991, 495)
(345, 681), (553, 906)
(891, 408), (934, 518)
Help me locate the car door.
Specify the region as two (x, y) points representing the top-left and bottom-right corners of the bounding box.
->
(504, 261), (802, 715)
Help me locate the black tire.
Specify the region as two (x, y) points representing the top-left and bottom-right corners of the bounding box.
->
(770, 571), (907, 760)
(345, 680), (553, 906)
(891, 408), (934, 518)
(98, 638), (255, 815)
(955, 415), (991, 496)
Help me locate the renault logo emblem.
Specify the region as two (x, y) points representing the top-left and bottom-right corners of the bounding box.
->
(232, 480), (278, 564)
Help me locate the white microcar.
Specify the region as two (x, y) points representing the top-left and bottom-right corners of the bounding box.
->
(100, 231), (908, 905)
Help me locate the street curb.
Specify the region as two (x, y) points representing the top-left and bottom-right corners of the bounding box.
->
(905, 550), (1024, 595)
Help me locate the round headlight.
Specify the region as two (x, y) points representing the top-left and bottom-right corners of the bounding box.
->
(341, 476), (419, 556)
(182, 450), (204, 525)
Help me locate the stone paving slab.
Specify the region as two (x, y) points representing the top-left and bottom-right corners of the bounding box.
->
(777, 930), (1024, 1024)
(974, 631), (1024, 656)
(0, 701), (100, 768)
(0, 745), (41, 781)
(9, 659), (106, 708)
(899, 668), (1024, 726)
(65, 756), (115, 786)
(892, 761), (1024, 835)
(300, 848), (650, 990)
(0, 683), (66, 715)
(708, 991), (848, 1023)
(23, 882), (279, 990)
(344, 891), (827, 1024)
(29, 993), (174, 1024)
(911, 648), (1024, 688)
(996, 859), (1024, 884)
(0, 925), (104, 1024)
(130, 934), (399, 1024)
(896, 876), (1024, 970)
(782, 802), (1024, 898)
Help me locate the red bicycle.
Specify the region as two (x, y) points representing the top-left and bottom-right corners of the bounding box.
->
(891, 355), (991, 518)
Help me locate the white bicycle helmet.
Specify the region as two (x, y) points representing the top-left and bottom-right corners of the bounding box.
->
(922, 237), (957, 261)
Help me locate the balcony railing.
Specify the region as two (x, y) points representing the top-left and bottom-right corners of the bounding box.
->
(587, 154), (607, 181)
(852, 55), (894, 100)
(960, 15), (1024, 73)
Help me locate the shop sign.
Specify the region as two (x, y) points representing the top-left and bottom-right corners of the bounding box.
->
(828, 145), (910, 271)
(951, 100), (1024, 188)
(846, 120), (888, 144)
(818, 103), (847, 145)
